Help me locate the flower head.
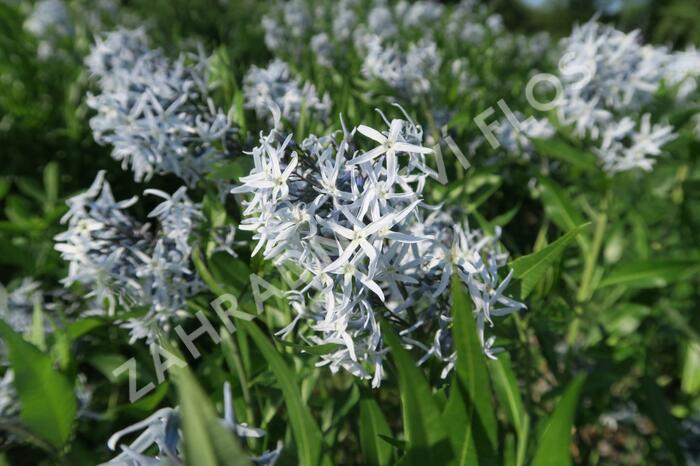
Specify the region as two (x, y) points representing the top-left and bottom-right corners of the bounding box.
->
(86, 29), (235, 184)
(233, 111), (523, 386)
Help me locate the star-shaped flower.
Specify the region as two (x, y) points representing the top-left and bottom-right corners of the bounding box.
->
(350, 120), (432, 176)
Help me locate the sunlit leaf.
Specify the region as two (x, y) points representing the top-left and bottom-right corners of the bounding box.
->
(241, 321), (328, 466)
(443, 275), (498, 466)
(510, 223), (590, 298)
(598, 259), (700, 289)
(0, 320), (76, 449)
(382, 323), (452, 466)
(359, 393), (393, 466)
(171, 360), (251, 466)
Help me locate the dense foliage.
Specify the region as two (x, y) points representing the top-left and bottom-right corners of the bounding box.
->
(1, 1), (699, 465)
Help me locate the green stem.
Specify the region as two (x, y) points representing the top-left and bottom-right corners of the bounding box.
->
(419, 95), (440, 142)
(577, 191), (610, 303)
(221, 329), (258, 450)
(513, 314), (534, 413)
(515, 413), (530, 466)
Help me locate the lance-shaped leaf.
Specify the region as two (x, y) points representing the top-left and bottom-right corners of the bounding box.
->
(510, 223), (590, 298)
(443, 275), (498, 466)
(359, 393), (393, 466)
(531, 375), (585, 466)
(382, 323), (452, 466)
(597, 259), (700, 289)
(531, 138), (598, 171)
(170, 360), (252, 466)
(489, 353), (526, 437)
(241, 321), (328, 466)
(538, 178), (589, 252)
(0, 320), (76, 450)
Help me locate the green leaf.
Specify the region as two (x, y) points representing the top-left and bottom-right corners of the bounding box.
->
(531, 375), (585, 466)
(203, 190), (227, 228)
(232, 91), (247, 135)
(0, 320), (76, 449)
(510, 223), (590, 298)
(123, 382), (171, 415)
(241, 321), (327, 466)
(378, 434), (406, 450)
(538, 178), (589, 251)
(208, 157), (253, 181)
(0, 179), (10, 200)
(531, 138), (598, 171)
(191, 246), (236, 296)
(359, 393), (393, 466)
(42, 162), (59, 208)
(209, 253), (251, 290)
(597, 259), (700, 289)
(491, 204), (521, 228)
(489, 354), (525, 436)
(66, 317), (105, 341)
(639, 378), (684, 465)
(489, 354), (529, 466)
(171, 360), (251, 466)
(13, 178), (44, 205)
(382, 323), (452, 466)
(29, 302), (46, 351)
(629, 212), (650, 260)
(49, 319), (71, 370)
(682, 341), (700, 395)
(443, 275), (498, 466)
(276, 339), (339, 356)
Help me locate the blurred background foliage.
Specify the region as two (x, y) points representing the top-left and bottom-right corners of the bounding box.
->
(507, 0), (700, 46)
(0, 0), (699, 465)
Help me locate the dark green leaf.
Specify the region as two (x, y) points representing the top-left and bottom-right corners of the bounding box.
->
(639, 378), (684, 465)
(241, 321), (327, 466)
(531, 375), (585, 466)
(43, 162), (59, 208)
(489, 354), (525, 436)
(359, 393), (393, 466)
(682, 342), (700, 395)
(538, 178), (589, 251)
(597, 259), (700, 289)
(382, 323), (452, 466)
(0, 320), (76, 449)
(443, 275), (498, 466)
(531, 138), (598, 171)
(277, 339), (339, 356)
(171, 360), (251, 466)
(510, 223), (590, 298)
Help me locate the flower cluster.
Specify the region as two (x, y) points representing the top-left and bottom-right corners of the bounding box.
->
(496, 114), (556, 161)
(233, 111), (524, 386)
(266, 0), (448, 98)
(554, 19), (700, 172)
(101, 383), (282, 466)
(682, 411), (700, 466)
(0, 370), (17, 419)
(262, 0), (446, 58)
(243, 59), (332, 126)
(54, 171), (202, 342)
(400, 213), (525, 375)
(361, 36), (442, 96)
(0, 279), (43, 335)
(260, 0), (552, 106)
(86, 28), (235, 185)
(23, 0), (73, 59)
